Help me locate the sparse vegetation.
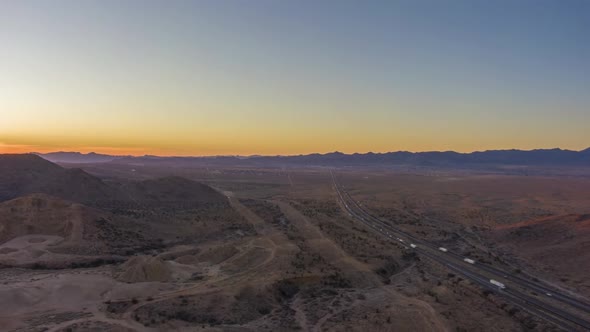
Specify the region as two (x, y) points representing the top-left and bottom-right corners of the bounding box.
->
(0, 156), (586, 332)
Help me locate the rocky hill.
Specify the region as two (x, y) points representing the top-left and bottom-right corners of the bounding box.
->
(0, 154), (120, 204)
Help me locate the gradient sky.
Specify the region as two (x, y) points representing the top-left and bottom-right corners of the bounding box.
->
(1, 0), (589, 156)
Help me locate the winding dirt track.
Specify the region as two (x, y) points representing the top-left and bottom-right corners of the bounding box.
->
(45, 194), (445, 331)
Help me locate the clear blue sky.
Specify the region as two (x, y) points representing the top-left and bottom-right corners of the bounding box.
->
(1, 0), (588, 155)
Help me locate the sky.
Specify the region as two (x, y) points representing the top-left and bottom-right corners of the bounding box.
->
(1, 0), (589, 156)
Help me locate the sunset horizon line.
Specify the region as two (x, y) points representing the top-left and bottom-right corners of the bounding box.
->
(2, 146), (588, 159)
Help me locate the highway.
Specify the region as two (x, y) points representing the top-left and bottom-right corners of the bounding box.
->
(331, 171), (590, 331)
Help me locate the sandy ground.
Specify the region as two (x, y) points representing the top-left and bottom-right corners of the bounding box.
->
(0, 173), (565, 331)
(0, 235), (65, 264)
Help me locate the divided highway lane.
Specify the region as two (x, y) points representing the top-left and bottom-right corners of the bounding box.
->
(330, 171), (590, 331)
(419, 248), (583, 331)
(337, 181), (590, 314)
(339, 181), (590, 314)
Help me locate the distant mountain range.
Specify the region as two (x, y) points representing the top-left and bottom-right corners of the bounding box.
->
(34, 148), (590, 167)
(36, 151), (122, 164)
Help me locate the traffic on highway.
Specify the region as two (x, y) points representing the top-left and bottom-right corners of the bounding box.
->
(331, 171), (590, 331)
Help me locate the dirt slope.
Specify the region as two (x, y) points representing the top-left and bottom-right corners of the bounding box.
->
(0, 194), (103, 245)
(120, 176), (227, 207)
(492, 214), (590, 294)
(117, 256), (173, 283)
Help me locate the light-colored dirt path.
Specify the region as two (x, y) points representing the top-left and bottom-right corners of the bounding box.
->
(119, 240), (278, 321)
(276, 200), (449, 332)
(115, 196), (295, 325)
(227, 195), (269, 235)
(312, 297), (362, 332)
(45, 314), (145, 332)
(274, 201), (382, 287)
(290, 294), (310, 331)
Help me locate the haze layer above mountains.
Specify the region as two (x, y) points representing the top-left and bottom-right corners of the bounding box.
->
(36, 148), (590, 167)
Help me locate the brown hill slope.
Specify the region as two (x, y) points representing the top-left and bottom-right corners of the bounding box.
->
(116, 255), (173, 282)
(120, 176), (227, 207)
(492, 214), (590, 292)
(0, 194), (169, 257)
(0, 154), (226, 208)
(0, 193), (104, 244)
(495, 213), (590, 238)
(0, 154), (119, 205)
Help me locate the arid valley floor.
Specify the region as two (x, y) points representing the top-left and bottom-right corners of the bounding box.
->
(1, 154), (589, 331)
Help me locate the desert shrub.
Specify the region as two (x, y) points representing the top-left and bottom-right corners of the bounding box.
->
(374, 258), (399, 282)
(275, 279), (300, 300)
(321, 272), (352, 288)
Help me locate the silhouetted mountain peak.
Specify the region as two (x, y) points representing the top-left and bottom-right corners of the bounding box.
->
(0, 154), (123, 205)
(0, 153), (62, 172)
(36, 151), (123, 164)
(17, 147), (590, 168)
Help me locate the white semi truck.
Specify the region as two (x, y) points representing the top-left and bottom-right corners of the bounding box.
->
(490, 279), (506, 289)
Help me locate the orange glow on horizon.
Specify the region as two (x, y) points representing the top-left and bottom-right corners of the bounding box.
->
(0, 143), (192, 157)
(1, 2), (589, 159)
(2, 142), (587, 157)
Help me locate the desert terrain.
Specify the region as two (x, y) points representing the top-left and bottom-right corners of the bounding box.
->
(0, 154), (589, 331)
